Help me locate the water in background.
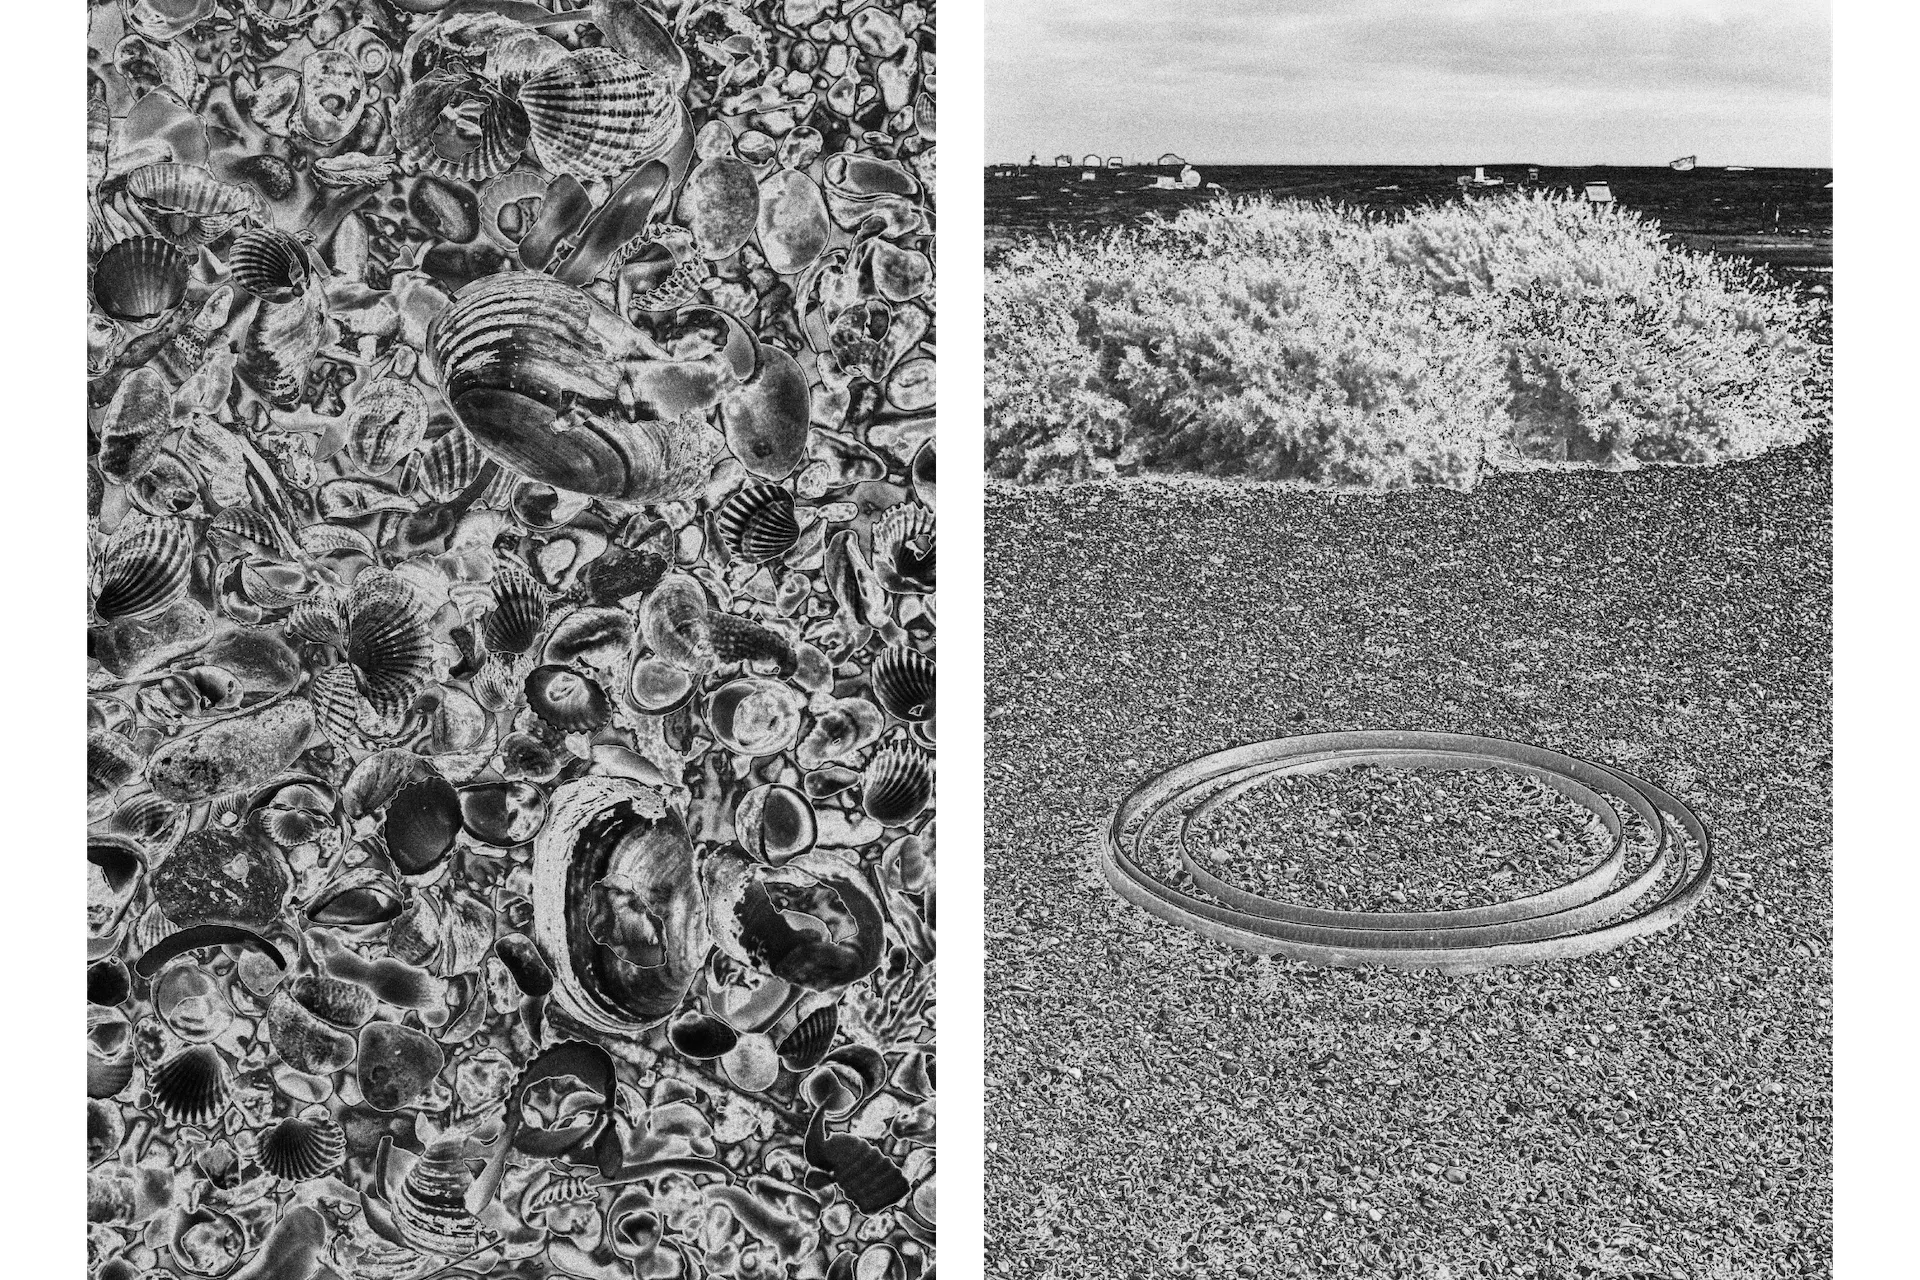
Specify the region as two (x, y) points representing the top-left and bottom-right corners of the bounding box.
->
(985, 163), (1833, 283)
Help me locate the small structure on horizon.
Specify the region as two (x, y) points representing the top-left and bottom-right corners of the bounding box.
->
(1457, 165), (1505, 189)
(1156, 152), (1186, 167)
(1584, 181), (1615, 206)
(1053, 154), (1073, 166)
(1670, 155), (1697, 171)
(1106, 155), (1124, 168)
(1081, 153), (1102, 168)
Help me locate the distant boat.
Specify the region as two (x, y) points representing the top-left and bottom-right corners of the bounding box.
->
(1373, 184), (1401, 191)
(1670, 155), (1697, 171)
(1726, 165), (1754, 172)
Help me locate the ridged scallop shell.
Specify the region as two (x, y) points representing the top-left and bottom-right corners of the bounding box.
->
(92, 237), (189, 322)
(308, 665), (363, 747)
(483, 564), (547, 656)
(345, 378), (429, 474)
(207, 506), (293, 560)
(780, 1004), (837, 1071)
(91, 518), (193, 623)
(258, 1116), (346, 1181)
(519, 48), (680, 179)
(396, 71), (530, 183)
(285, 598), (347, 648)
(870, 647), (935, 722)
(524, 665), (611, 733)
(346, 572), (434, 717)
(862, 744), (933, 826)
(227, 228), (309, 303)
(714, 485), (799, 561)
(125, 163), (254, 239)
(394, 1134), (485, 1255)
(874, 504), (936, 594)
(416, 427), (487, 502)
(112, 793), (184, 849)
(297, 49), (368, 145)
(150, 1045), (229, 1126)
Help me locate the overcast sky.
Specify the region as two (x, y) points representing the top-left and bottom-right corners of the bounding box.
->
(988, 0), (1831, 166)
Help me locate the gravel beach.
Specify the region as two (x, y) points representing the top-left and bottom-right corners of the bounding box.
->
(983, 439), (1831, 1278)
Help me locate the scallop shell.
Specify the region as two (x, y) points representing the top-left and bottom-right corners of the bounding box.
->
(91, 518), (193, 623)
(227, 228), (310, 303)
(257, 1116), (346, 1182)
(125, 162), (254, 240)
(519, 48), (680, 179)
(524, 665), (612, 733)
(416, 428), (489, 503)
(530, 776), (710, 1033)
(150, 1044), (229, 1126)
(874, 505), (935, 594)
(862, 744), (933, 827)
(308, 665), (363, 748)
(92, 236), (189, 322)
(779, 1004), (837, 1071)
(714, 485), (799, 561)
(285, 598), (347, 648)
(297, 49), (368, 145)
(346, 571), (434, 718)
(870, 647), (935, 722)
(396, 71), (530, 183)
(345, 378), (429, 474)
(483, 564), (547, 656)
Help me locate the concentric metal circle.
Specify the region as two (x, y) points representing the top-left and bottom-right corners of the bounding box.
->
(1099, 731), (1713, 970)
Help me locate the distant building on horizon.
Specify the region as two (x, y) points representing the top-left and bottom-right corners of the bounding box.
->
(1156, 152), (1186, 167)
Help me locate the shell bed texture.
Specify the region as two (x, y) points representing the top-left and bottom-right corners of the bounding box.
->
(87, 3), (935, 1279)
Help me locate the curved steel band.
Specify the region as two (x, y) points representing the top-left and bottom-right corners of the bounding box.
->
(1098, 731), (1714, 970)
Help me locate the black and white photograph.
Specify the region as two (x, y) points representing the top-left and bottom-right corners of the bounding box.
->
(985, 2), (1832, 1275)
(86, 3), (936, 1278)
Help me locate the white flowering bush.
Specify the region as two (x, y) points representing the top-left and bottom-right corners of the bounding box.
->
(986, 191), (1828, 487)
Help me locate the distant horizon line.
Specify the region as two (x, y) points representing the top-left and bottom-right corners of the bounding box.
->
(990, 157), (1831, 170)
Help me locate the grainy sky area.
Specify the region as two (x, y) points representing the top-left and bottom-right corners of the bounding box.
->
(988, 0), (1831, 166)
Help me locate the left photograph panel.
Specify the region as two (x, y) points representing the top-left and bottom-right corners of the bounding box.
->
(87, 3), (936, 1277)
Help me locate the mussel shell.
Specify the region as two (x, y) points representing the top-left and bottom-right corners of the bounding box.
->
(383, 775), (462, 875)
(531, 777), (710, 1033)
(93, 236), (190, 322)
(257, 1116), (346, 1181)
(779, 1004), (837, 1071)
(346, 571), (434, 717)
(150, 1044), (229, 1125)
(861, 745), (933, 827)
(520, 48), (680, 178)
(870, 646), (935, 722)
(524, 665), (612, 733)
(667, 1011), (738, 1060)
(227, 228), (310, 303)
(714, 484), (799, 561)
(458, 780), (549, 847)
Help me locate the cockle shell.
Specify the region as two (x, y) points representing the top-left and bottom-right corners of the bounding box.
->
(346, 571), (435, 717)
(91, 517), (193, 623)
(227, 228), (310, 303)
(296, 49), (368, 145)
(873, 503), (935, 593)
(150, 1044), (229, 1126)
(92, 236), (189, 322)
(531, 776), (710, 1034)
(714, 484), (799, 561)
(258, 1116), (346, 1181)
(779, 1004), (837, 1071)
(862, 744), (933, 826)
(482, 563), (547, 656)
(393, 1133), (486, 1255)
(519, 48), (681, 179)
(125, 162), (254, 241)
(870, 646), (935, 722)
(396, 70), (531, 182)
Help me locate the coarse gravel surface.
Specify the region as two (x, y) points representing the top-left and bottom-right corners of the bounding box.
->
(983, 438), (1831, 1280)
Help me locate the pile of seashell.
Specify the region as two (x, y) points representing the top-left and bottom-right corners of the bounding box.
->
(88, 1), (934, 1277)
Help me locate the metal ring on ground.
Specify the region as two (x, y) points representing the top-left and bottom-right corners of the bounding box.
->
(1098, 731), (1713, 971)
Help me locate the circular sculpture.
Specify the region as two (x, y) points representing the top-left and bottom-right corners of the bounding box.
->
(1100, 730), (1713, 970)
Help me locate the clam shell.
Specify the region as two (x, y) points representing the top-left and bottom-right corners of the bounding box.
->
(870, 646), (935, 722)
(719, 345), (812, 480)
(307, 864), (405, 926)
(459, 781), (548, 847)
(862, 744), (933, 827)
(524, 665), (612, 733)
(395, 1134), (484, 1254)
(346, 571), (434, 718)
(520, 48), (680, 179)
(910, 436), (935, 507)
(714, 485), (799, 561)
(483, 563), (547, 656)
(779, 1004), (837, 1071)
(91, 518), (193, 623)
(93, 236), (189, 322)
(125, 162), (252, 236)
(668, 1011), (738, 1060)
(297, 49), (367, 145)
(227, 228), (310, 304)
(384, 775), (463, 876)
(627, 657), (693, 713)
(257, 1116), (345, 1182)
(530, 776), (710, 1033)
(707, 677), (806, 756)
(396, 71), (530, 183)
(755, 169), (831, 276)
(97, 366), (174, 484)
(736, 783), (817, 863)
(345, 378), (429, 474)
(150, 1044), (229, 1126)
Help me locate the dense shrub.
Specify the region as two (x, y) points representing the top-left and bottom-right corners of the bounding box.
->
(986, 191), (1829, 488)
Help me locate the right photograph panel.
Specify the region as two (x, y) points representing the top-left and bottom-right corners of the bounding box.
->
(983, 3), (1832, 1276)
